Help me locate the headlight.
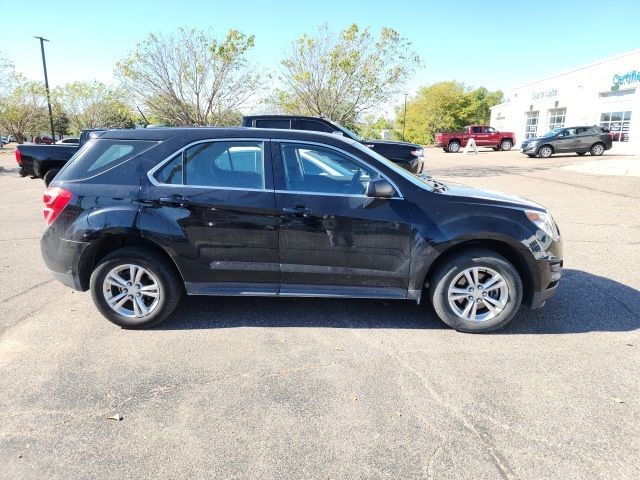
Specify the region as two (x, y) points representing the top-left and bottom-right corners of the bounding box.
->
(525, 210), (558, 240)
(411, 148), (424, 157)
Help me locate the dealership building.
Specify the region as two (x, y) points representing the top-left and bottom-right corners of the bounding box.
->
(490, 49), (640, 154)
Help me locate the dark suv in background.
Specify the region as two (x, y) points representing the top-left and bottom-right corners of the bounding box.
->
(520, 126), (613, 158)
(41, 128), (562, 333)
(243, 115), (425, 173)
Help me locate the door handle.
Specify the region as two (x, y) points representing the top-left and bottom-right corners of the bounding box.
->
(158, 195), (191, 207)
(282, 206), (314, 216)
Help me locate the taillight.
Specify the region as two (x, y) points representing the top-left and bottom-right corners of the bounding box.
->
(43, 187), (72, 225)
(15, 148), (22, 164)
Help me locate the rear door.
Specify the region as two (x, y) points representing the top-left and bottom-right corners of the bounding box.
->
(139, 139), (280, 295)
(470, 126), (489, 145)
(575, 127), (594, 152)
(273, 141), (412, 298)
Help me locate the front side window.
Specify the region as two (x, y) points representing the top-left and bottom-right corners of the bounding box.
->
(484, 127), (496, 133)
(299, 120), (334, 133)
(180, 141), (264, 189)
(280, 143), (382, 195)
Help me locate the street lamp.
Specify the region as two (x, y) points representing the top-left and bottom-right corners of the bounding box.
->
(34, 36), (56, 141)
(402, 93), (408, 141)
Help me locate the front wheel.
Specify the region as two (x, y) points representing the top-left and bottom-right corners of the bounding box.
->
(429, 249), (523, 332)
(590, 143), (605, 156)
(538, 145), (553, 158)
(90, 247), (182, 328)
(500, 139), (512, 151)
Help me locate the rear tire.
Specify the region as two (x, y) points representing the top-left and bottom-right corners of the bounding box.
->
(43, 168), (60, 187)
(448, 141), (461, 153)
(90, 247), (182, 329)
(590, 143), (605, 156)
(500, 139), (512, 151)
(429, 249), (523, 333)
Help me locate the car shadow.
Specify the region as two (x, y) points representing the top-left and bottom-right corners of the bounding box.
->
(156, 269), (639, 334)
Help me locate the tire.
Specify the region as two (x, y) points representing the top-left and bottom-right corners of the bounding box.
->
(500, 139), (512, 151)
(90, 247), (182, 328)
(43, 168), (60, 187)
(538, 145), (553, 158)
(448, 141), (461, 153)
(429, 249), (523, 333)
(576, 152), (586, 156)
(590, 143), (605, 156)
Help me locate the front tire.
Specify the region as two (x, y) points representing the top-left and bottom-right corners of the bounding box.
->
(448, 141), (461, 153)
(500, 139), (512, 151)
(429, 249), (523, 333)
(538, 145), (553, 158)
(43, 168), (60, 187)
(590, 143), (605, 156)
(90, 247), (182, 328)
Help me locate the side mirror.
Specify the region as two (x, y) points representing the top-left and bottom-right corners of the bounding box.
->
(366, 178), (395, 198)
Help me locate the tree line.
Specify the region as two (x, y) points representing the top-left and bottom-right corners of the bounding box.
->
(0, 24), (502, 144)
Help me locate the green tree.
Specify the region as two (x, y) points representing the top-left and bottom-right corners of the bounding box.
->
(355, 115), (393, 140)
(0, 77), (49, 142)
(54, 81), (136, 133)
(395, 81), (503, 144)
(273, 24), (421, 129)
(116, 28), (261, 126)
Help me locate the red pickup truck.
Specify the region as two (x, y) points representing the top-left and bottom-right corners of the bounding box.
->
(435, 125), (516, 153)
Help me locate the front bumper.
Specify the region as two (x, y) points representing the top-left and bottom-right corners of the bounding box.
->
(520, 143), (538, 153)
(529, 258), (563, 309)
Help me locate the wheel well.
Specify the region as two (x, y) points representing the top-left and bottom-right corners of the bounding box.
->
(448, 138), (461, 145)
(424, 239), (534, 306)
(78, 234), (183, 291)
(591, 141), (605, 149)
(501, 137), (514, 144)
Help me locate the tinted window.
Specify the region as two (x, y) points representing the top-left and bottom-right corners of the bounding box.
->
(255, 119), (290, 129)
(59, 139), (158, 180)
(154, 153), (183, 185)
(559, 128), (576, 137)
(299, 120), (334, 133)
(576, 127), (595, 135)
(280, 143), (381, 195)
(184, 141), (264, 189)
(484, 127), (496, 133)
(471, 126), (482, 133)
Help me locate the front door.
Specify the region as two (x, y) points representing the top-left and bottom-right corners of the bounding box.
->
(555, 128), (576, 153)
(139, 139), (280, 295)
(273, 142), (411, 298)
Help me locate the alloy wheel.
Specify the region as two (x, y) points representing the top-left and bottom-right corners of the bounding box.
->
(102, 264), (161, 318)
(447, 267), (509, 322)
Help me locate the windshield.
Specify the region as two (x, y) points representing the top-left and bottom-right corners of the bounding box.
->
(350, 141), (444, 192)
(541, 128), (562, 138)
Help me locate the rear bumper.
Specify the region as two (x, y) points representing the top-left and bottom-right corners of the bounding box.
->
(41, 231), (91, 292)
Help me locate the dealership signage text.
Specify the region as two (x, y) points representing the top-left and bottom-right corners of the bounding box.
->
(531, 88), (558, 100)
(612, 70), (640, 87)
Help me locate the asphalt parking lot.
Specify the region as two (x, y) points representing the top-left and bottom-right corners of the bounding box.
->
(1, 144), (639, 480)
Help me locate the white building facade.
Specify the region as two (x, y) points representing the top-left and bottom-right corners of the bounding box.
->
(490, 50), (640, 155)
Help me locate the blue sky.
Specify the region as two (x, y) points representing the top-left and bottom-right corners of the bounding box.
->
(1, 0), (639, 108)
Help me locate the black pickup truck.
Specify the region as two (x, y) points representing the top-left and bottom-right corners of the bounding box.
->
(15, 129), (105, 186)
(242, 115), (425, 173)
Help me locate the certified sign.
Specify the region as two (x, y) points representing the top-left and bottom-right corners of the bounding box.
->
(613, 70), (640, 87)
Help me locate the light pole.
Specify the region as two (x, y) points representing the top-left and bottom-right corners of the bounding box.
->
(34, 36), (56, 141)
(402, 93), (408, 141)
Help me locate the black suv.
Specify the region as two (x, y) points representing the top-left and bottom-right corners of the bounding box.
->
(41, 128), (562, 332)
(520, 126), (613, 158)
(243, 115), (425, 174)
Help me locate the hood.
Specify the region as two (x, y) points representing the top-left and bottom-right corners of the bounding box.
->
(441, 182), (544, 210)
(522, 135), (554, 143)
(365, 139), (422, 149)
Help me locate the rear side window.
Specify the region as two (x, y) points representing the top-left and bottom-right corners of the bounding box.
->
(255, 119), (290, 129)
(299, 119), (333, 133)
(59, 139), (158, 180)
(184, 141), (264, 189)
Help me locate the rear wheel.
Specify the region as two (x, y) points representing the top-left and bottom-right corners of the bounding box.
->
(90, 247), (182, 328)
(590, 143), (605, 156)
(43, 168), (60, 187)
(538, 145), (553, 158)
(429, 249), (523, 333)
(500, 139), (512, 151)
(448, 141), (461, 153)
